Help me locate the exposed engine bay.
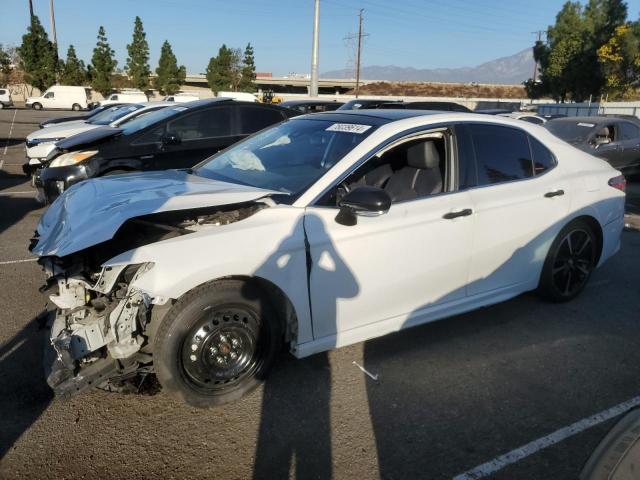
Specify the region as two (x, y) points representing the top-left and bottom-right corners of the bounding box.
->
(36, 201), (267, 397)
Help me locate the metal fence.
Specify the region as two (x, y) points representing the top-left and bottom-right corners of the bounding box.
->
(536, 102), (640, 118)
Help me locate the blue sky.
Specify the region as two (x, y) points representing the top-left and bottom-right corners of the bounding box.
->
(1, 0), (640, 76)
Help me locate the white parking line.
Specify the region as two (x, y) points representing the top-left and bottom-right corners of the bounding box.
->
(452, 395), (640, 480)
(0, 258), (37, 265)
(1, 108), (19, 165)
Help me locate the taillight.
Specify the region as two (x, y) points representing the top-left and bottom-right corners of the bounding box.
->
(608, 175), (626, 192)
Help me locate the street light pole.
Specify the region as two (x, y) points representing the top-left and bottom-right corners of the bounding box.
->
(310, 0), (320, 97)
(49, 0), (58, 55)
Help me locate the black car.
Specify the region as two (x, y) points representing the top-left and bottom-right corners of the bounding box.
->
(280, 99), (344, 114)
(38, 103), (125, 128)
(378, 101), (471, 112)
(35, 99), (299, 203)
(337, 99), (403, 110)
(545, 116), (640, 174)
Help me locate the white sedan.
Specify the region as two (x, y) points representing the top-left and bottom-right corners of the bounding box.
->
(32, 110), (625, 407)
(24, 102), (173, 171)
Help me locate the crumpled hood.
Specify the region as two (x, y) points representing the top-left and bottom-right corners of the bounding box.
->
(32, 169), (280, 258)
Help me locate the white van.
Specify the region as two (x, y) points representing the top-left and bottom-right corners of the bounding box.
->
(217, 91), (257, 102)
(164, 93), (200, 103)
(100, 91), (148, 106)
(26, 85), (91, 111)
(0, 88), (13, 109)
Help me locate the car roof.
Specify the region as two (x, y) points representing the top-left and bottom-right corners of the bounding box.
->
(294, 109), (447, 126)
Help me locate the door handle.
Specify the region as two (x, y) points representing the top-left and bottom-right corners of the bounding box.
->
(443, 208), (473, 219)
(544, 189), (565, 198)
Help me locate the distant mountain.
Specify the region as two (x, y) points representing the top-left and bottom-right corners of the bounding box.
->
(322, 48), (535, 85)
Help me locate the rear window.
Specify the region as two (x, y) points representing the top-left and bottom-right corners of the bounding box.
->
(529, 135), (556, 175)
(469, 124), (533, 185)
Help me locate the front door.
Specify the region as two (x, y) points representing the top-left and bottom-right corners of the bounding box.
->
(304, 128), (474, 341)
(618, 121), (640, 171)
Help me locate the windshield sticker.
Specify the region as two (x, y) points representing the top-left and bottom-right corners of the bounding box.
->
(577, 122), (595, 127)
(172, 106), (188, 112)
(326, 123), (371, 134)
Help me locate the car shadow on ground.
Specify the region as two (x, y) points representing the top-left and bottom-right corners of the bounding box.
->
(0, 138), (24, 148)
(0, 314), (53, 459)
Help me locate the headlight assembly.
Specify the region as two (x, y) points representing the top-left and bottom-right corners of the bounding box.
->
(49, 150), (98, 168)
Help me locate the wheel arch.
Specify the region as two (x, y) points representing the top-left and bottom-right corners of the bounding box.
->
(148, 274), (301, 354)
(570, 214), (604, 265)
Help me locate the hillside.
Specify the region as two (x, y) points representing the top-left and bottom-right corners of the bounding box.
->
(352, 81), (527, 99)
(323, 48), (535, 85)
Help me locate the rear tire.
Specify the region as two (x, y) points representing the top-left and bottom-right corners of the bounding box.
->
(32, 102), (42, 110)
(537, 220), (598, 302)
(153, 280), (282, 408)
(71, 103), (81, 111)
(0, 103), (4, 110)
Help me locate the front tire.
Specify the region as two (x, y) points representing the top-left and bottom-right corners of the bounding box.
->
(154, 280), (282, 408)
(537, 220), (598, 302)
(0, 103), (4, 110)
(32, 102), (42, 110)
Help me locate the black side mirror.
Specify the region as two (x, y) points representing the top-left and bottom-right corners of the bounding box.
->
(161, 134), (181, 146)
(335, 186), (391, 226)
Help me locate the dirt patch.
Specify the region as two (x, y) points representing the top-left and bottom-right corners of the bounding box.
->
(352, 81), (527, 98)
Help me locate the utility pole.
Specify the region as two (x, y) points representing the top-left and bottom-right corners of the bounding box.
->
(531, 30), (544, 82)
(344, 10), (369, 98)
(310, 0), (320, 97)
(49, 0), (58, 55)
(28, 0), (34, 18)
(355, 9), (364, 98)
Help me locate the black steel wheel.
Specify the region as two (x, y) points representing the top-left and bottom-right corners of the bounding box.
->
(538, 220), (598, 302)
(154, 280), (282, 407)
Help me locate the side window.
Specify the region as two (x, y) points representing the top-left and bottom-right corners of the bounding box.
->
(454, 125), (478, 190)
(620, 122), (640, 141)
(0, 89), (6, 95)
(318, 131), (448, 206)
(133, 124), (165, 145)
(44, 92), (54, 99)
(469, 124), (533, 185)
(111, 95), (119, 101)
(239, 106), (285, 134)
(529, 135), (556, 175)
(167, 106), (233, 140)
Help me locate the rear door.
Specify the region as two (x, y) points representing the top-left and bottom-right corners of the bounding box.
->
(153, 104), (239, 170)
(462, 123), (571, 296)
(618, 121), (640, 170)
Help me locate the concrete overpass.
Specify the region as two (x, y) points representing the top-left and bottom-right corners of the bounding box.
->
(183, 74), (376, 94)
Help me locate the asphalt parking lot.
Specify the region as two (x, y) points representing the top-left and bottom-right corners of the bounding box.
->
(1, 108), (640, 480)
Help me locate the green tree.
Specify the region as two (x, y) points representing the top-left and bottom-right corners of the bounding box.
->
(17, 15), (58, 92)
(535, 0), (628, 102)
(125, 16), (150, 90)
(91, 26), (117, 96)
(59, 45), (87, 85)
(597, 22), (640, 98)
(206, 44), (233, 94)
(154, 40), (185, 95)
(239, 43), (256, 92)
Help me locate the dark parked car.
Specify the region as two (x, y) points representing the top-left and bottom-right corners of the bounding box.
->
(38, 103), (126, 128)
(337, 99), (402, 110)
(280, 99), (344, 114)
(545, 116), (640, 175)
(378, 101), (471, 112)
(473, 108), (514, 115)
(35, 99), (299, 203)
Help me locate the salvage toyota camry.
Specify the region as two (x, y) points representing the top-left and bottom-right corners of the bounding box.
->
(31, 110), (626, 407)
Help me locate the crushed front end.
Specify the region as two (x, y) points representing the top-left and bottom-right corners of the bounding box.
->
(41, 256), (155, 397)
